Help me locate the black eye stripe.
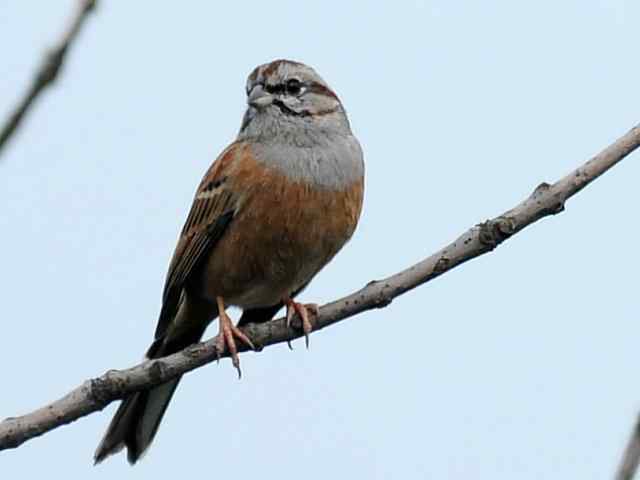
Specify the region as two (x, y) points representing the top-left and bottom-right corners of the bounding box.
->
(265, 83), (285, 94)
(264, 82), (300, 95)
(254, 79), (338, 101)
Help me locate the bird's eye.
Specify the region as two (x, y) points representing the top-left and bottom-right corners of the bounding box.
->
(286, 78), (303, 96)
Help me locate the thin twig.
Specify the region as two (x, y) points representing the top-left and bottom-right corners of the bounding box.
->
(0, 123), (639, 452)
(616, 414), (640, 480)
(0, 0), (98, 157)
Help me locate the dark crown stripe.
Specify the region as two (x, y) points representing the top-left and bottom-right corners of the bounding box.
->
(307, 81), (339, 101)
(262, 59), (304, 77)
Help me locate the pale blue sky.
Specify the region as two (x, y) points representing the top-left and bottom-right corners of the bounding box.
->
(1, 1), (639, 478)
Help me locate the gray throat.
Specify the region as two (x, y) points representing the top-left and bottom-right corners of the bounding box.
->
(237, 106), (364, 190)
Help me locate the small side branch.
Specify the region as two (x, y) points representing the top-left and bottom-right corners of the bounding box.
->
(0, 124), (639, 452)
(616, 414), (640, 480)
(0, 0), (98, 157)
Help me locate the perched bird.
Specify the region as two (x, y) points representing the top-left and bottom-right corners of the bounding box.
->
(94, 59), (365, 464)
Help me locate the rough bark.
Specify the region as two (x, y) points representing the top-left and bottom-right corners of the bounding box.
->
(1, 123), (638, 453)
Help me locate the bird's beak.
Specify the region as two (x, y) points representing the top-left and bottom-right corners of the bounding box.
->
(247, 85), (273, 109)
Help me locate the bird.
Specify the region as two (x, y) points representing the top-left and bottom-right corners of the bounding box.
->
(93, 59), (365, 464)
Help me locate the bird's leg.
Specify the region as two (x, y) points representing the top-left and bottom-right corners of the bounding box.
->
(284, 298), (319, 349)
(215, 296), (255, 378)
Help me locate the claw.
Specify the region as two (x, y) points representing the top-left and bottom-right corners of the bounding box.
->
(286, 304), (296, 350)
(284, 299), (319, 349)
(216, 297), (255, 378)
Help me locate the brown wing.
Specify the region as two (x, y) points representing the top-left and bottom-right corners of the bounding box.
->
(154, 143), (242, 340)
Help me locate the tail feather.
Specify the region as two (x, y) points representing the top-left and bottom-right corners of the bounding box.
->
(94, 324), (208, 464)
(94, 378), (181, 464)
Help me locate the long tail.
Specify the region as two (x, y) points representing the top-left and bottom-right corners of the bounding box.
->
(94, 308), (210, 464)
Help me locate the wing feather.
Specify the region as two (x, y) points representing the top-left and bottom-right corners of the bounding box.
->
(154, 144), (242, 340)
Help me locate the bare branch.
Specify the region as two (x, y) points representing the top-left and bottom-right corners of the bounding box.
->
(616, 414), (640, 480)
(0, 0), (98, 157)
(1, 123), (639, 452)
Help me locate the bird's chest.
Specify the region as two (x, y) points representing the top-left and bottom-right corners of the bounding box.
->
(200, 166), (363, 308)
